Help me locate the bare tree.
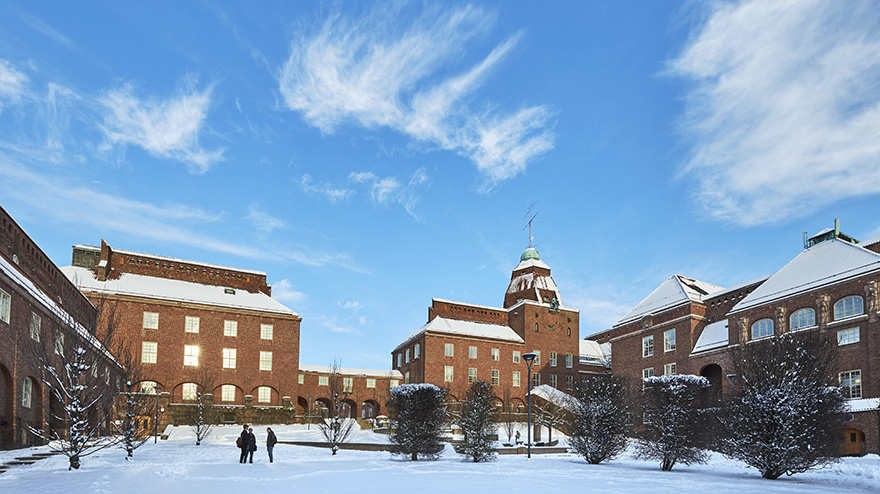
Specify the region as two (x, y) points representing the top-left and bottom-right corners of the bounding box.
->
(499, 388), (517, 445)
(318, 361), (356, 455)
(111, 340), (154, 459)
(183, 368), (216, 446)
(534, 399), (569, 444)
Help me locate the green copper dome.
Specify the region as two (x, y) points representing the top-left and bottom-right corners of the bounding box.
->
(520, 247), (540, 261)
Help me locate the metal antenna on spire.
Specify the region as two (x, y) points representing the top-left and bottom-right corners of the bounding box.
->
(523, 201), (539, 248)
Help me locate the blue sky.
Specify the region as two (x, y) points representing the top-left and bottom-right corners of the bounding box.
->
(2, 1), (880, 369)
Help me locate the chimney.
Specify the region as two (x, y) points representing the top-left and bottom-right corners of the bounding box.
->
(834, 218), (840, 237)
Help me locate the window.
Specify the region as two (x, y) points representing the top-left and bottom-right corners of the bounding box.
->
(0, 288), (10, 324)
(343, 377), (353, 393)
(54, 331), (64, 356)
(183, 345), (199, 366)
(534, 323), (539, 333)
(533, 350), (541, 365)
(834, 296), (864, 320)
(185, 316), (200, 333)
(664, 362), (677, 376)
(298, 374), (304, 384)
(22, 377), (32, 408)
(182, 383), (197, 401)
(257, 386), (271, 403)
(141, 342), (158, 364)
(565, 375), (573, 391)
(532, 373), (541, 387)
(397, 353), (402, 368)
(491, 348), (499, 361)
(366, 378), (376, 389)
(414, 343), (420, 359)
(491, 369), (500, 385)
(224, 320), (238, 337)
(549, 351), (557, 367)
(30, 312), (41, 342)
(445, 343), (454, 357)
(469, 346), (477, 359)
(259, 351), (272, 371)
(790, 308), (816, 330)
(260, 324), (274, 340)
(839, 370), (862, 399)
(404, 371), (411, 384)
(642, 368), (654, 379)
(468, 368), (477, 384)
(838, 327), (860, 345)
(319, 376), (328, 386)
(513, 371), (521, 387)
(642, 336), (654, 357)
(143, 312), (158, 329)
(664, 329), (676, 352)
(221, 385), (235, 402)
(222, 348), (237, 369)
(445, 366), (454, 382)
(390, 379), (399, 388)
(140, 381), (158, 394)
(751, 319), (774, 339)
(549, 374), (558, 388)
(513, 351), (521, 363)
(565, 353), (573, 368)
(405, 349), (410, 363)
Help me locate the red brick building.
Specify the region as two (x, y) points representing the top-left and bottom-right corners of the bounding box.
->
(590, 222), (880, 455)
(392, 248), (599, 410)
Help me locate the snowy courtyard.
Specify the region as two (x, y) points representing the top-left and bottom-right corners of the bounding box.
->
(1, 425), (877, 494)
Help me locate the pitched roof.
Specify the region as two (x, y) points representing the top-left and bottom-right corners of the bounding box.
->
(579, 339), (611, 364)
(61, 265), (298, 316)
(394, 316), (524, 351)
(615, 275), (723, 327)
(691, 319), (729, 354)
(731, 239), (880, 313)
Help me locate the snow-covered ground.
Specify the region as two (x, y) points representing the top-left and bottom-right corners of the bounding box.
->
(1, 425), (878, 493)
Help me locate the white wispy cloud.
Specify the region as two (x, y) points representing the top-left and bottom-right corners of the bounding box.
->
(670, 0), (880, 225)
(0, 59), (29, 108)
(278, 4), (554, 188)
(348, 168), (429, 219)
(246, 204), (286, 234)
(338, 301), (361, 310)
(271, 279), (306, 306)
(321, 315), (359, 335)
(98, 80), (224, 173)
(297, 174), (355, 203)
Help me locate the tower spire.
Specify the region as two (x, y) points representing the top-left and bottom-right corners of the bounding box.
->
(523, 202), (539, 248)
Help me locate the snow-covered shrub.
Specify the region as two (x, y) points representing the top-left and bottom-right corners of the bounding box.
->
(388, 383), (447, 461)
(636, 374), (710, 471)
(454, 380), (497, 462)
(568, 374), (629, 464)
(718, 332), (847, 479)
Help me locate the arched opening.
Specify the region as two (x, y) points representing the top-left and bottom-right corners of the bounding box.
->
(361, 399), (380, 419)
(340, 398), (357, 418)
(838, 428), (867, 456)
(0, 363), (13, 448)
(315, 398), (332, 418)
(297, 396), (309, 415)
(699, 364), (723, 406)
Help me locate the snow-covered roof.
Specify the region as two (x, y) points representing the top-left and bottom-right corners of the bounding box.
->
(73, 244), (266, 276)
(691, 320), (729, 354)
(61, 265), (298, 316)
(1, 255), (116, 363)
(615, 275), (724, 326)
(298, 364), (402, 379)
(513, 258), (550, 271)
(704, 274), (771, 301)
(396, 316), (524, 350)
(506, 271), (562, 304)
(579, 339), (610, 365)
(731, 239), (880, 313)
(858, 235), (880, 248)
(527, 384), (576, 410)
(846, 398), (880, 413)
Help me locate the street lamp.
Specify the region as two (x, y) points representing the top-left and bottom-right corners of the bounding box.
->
(522, 352), (537, 459)
(153, 385), (163, 444)
(307, 394), (313, 430)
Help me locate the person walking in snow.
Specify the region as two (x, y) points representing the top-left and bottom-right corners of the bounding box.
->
(239, 424), (250, 463)
(246, 427), (257, 463)
(266, 427), (277, 463)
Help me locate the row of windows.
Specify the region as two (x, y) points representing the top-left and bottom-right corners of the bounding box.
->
(751, 296), (865, 340)
(142, 342), (273, 370)
(397, 343), (421, 367)
(296, 374), (396, 390)
(443, 366), (573, 389)
(642, 362), (677, 379)
(642, 329), (676, 358)
(142, 312), (274, 340)
(139, 381), (275, 403)
(441, 345), (575, 368)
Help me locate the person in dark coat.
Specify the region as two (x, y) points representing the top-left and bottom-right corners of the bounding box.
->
(246, 427), (257, 463)
(266, 427), (277, 463)
(239, 424), (250, 463)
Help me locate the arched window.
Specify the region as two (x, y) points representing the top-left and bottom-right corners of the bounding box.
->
(751, 318), (774, 339)
(790, 308), (816, 330)
(834, 296), (864, 320)
(22, 377), (33, 408)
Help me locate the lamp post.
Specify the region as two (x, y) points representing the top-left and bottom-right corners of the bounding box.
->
(307, 394), (313, 430)
(153, 385), (163, 444)
(522, 353), (537, 459)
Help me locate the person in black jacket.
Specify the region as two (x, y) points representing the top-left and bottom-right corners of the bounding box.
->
(266, 427), (277, 463)
(246, 427), (257, 463)
(239, 424), (250, 463)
